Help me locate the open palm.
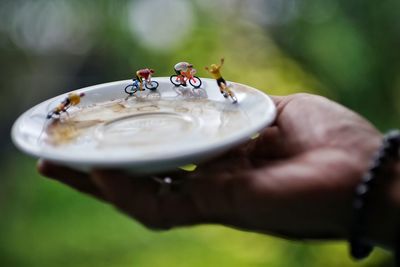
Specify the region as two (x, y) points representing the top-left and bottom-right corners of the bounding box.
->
(39, 93), (382, 241)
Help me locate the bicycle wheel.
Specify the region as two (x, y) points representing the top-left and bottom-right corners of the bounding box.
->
(124, 84), (138, 95)
(189, 76), (202, 88)
(46, 111), (54, 119)
(47, 110), (61, 119)
(145, 80), (159, 90)
(230, 94), (238, 103)
(170, 75), (182, 86)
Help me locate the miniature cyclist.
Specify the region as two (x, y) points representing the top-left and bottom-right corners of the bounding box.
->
(174, 62), (195, 86)
(136, 68), (155, 91)
(47, 92), (85, 119)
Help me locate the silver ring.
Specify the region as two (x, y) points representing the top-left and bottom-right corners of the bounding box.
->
(151, 176), (182, 196)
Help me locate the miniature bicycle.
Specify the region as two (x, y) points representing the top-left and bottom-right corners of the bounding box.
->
(124, 78), (159, 96)
(47, 107), (68, 119)
(170, 69), (202, 88)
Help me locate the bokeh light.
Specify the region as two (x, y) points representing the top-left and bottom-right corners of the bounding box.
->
(7, 1), (95, 55)
(128, 0), (194, 51)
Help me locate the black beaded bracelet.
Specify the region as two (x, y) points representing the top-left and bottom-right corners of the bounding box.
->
(350, 130), (400, 260)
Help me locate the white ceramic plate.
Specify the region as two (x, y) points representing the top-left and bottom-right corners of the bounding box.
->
(12, 77), (276, 174)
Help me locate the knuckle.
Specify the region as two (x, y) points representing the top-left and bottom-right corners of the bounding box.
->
(292, 92), (329, 104)
(290, 93), (320, 103)
(292, 92), (313, 99)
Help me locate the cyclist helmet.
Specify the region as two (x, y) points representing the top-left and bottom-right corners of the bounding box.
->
(68, 92), (85, 105)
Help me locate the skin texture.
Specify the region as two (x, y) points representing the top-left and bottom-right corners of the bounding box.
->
(39, 93), (393, 246)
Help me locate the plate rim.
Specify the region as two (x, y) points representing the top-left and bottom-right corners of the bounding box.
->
(11, 78), (277, 168)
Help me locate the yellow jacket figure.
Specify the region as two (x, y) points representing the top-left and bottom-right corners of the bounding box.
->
(205, 58), (226, 93)
(205, 58), (237, 103)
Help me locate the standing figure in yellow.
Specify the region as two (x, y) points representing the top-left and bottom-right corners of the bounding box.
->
(205, 58), (237, 103)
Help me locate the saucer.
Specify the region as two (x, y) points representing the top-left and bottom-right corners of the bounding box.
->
(11, 77), (276, 174)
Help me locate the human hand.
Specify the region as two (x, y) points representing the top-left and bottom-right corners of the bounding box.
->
(38, 94), (385, 243)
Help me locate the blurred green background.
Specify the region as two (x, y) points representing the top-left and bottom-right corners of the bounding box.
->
(1, 0), (399, 266)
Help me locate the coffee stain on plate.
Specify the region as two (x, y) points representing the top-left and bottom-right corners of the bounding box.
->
(110, 102), (127, 112)
(137, 105), (159, 112)
(44, 96), (247, 148)
(46, 119), (103, 145)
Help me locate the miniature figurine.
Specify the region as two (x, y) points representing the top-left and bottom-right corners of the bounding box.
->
(173, 62), (193, 86)
(47, 92), (85, 119)
(170, 62), (202, 88)
(135, 68), (156, 91)
(205, 58), (237, 103)
(125, 68), (159, 97)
